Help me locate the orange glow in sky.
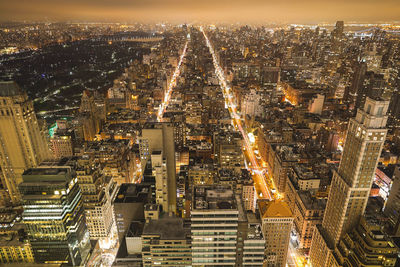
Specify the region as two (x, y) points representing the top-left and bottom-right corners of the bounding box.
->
(0, 0), (400, 23)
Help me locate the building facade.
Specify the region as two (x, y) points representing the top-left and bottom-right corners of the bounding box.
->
(259, 200), (293, 267)
(0, 81), (50, 202)
(191, 186), (239, 266)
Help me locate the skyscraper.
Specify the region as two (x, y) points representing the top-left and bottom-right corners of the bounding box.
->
(347, 61), (367, 108)
(310, 97), (389, 267)
(0, 81), (50, 202)
(19, 166), (91, 265)
(335, 21), (345, 36)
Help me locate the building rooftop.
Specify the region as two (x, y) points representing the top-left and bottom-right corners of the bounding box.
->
(246, 223), (264, 240)
(114, 184), (151, 203)
(193, 185), (237, 210)
(259, 200), (292, 218)
(0, 81), (23, 97)
(0, 232), (26, 247)
(22, 167), (73, 183)
(274, 144), (301, 162)
(298, 191), (326, 210)
(293, 164), (320, 180)
(126, 221), (144, 238)
(142, 215), (189, 240)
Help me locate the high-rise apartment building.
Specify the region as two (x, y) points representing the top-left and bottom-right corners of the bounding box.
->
(259, 200), (293, 267)
(310, 97), (389, 267)
(139, 123), (176, 213)
(19, 166), (91, 265)
(0, 81), (50, 202)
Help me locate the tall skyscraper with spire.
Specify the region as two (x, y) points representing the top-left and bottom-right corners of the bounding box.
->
(0, 81), (50, 202)
(310, 97), (389, 267)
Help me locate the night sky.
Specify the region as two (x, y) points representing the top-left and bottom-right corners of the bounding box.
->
(1, 0), (400, 23)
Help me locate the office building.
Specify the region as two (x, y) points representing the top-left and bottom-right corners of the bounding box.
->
(348, 61), (367, 107)
(308, 94), (324, 115)
(151, 151), (170, 210)
(310, 97), (389, 267)
(285, 185), (325, 250)
(191, 185), (239, 266)
(259, 200), (293, 267)
(19, 166), (90, 265)
(213, 130), (244, 170)
(113, 221), (144, 266)
(83, 140), (136, 185)
(272, 145), (300, 193)
(241, 89), (262, 118)
(0, 81), (50, 202)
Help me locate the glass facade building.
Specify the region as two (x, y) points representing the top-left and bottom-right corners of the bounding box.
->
(19, 166), (91, 266)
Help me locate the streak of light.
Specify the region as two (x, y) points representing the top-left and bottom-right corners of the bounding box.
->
(157, 41), (188, 122)
(200, 26), (272, 200)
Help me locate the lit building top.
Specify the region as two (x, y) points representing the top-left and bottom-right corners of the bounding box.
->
(259, 200), (292, 218)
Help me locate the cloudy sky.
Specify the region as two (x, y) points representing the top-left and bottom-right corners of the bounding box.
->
(1, 0), (399, 23)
